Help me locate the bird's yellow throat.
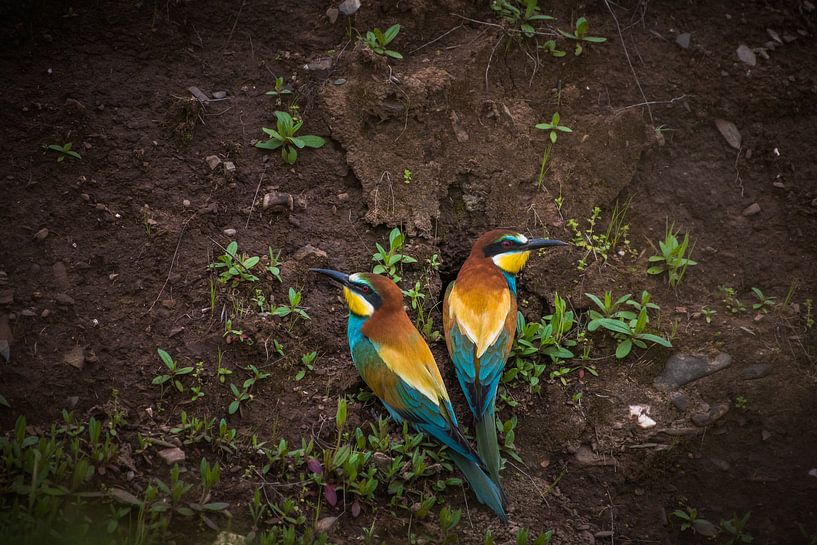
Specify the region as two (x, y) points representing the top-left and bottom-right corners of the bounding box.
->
(343, 287), (374, 317)
(492, 251), (531, 274)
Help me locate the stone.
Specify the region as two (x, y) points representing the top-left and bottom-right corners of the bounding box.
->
(294, 244), (328, 261)
(337, 192), (349, 202)
(206, 155), (222, 170)
(761, 430), (772, 441)
(158, 447), (186, 465)
(654, 352), (732, 390)
(53, 262), (71, 290)
(64, 346), (85, 369)
(741, 202), (761, 216)
(693, 519), (719, 538)
(676, 32), (691, 49)
(183, 199), (191, 207)
(304, 57), (333, 71)
(326, 7), (339, 23)
(333, 78), (347, 85)
(34, 227), (49, 241)
(767, 28), (782, 43)
(736, 44), (757, 66)
(670, 391), (690, 411)
(223, 228), (237, 237)
(691, 403), (729, 427)
(742, 363), (771, 380)
(224, 161), (236, 173)
(212, 90), (227, 99)
(714, 118), (742, 149)
(41, 309), (50, 318)
(315, 517), (338, 533)
(573, 446), (615, 466)
(55, 293), (75, 306)
(338, 0), (360, 16)
(263, 191), (294, 210)
(0, 290), (13, 305)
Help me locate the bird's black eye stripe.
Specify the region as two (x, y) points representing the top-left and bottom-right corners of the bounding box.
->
(484, 237), (521, 257)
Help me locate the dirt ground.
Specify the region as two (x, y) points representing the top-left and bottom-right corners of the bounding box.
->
(2, 0), (817, 544)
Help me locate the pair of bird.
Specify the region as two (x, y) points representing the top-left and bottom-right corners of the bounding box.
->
(311, 229), (566, 521)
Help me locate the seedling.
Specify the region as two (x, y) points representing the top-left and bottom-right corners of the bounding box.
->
(721, 512), (753, 544)
(267, 246), (283, 282)
(647, 223), (697, 287)
(751, 288), (775, 313)
(567, 206), (613, 270)
(404, 281), (442, 342)
(438, 506), (462, 544)
(672, 507), (717, 537)
(43, 142), (81, 162)
(720, 286), (747, 314)
(296, 351), (317, 381)
(255, 111), (326, 165)
(224, 319), (251, 344)
(265, 76), (293, 97)
(588, 291), (672, 359)
(403, 169), (412, 184)
(497, 415), (523, 463)
(514, 528), (553, 545)
(558, 16), (607, 55)
(228, 383), (251, 415)
(700, 306), (716, 324)
(152, 348), (194, 395)
(362, 24), (403, 59)
(271, 287), (310, 325)
(806, 298), (814, 328)
(734, 395), (748, 409)
(535, 112), (573, 145)
(372, 227), (417, 283)
(540, 39), (566, 57)
(491, 0), (554, 38)
(209, 241), (261, 286)
(586, 291), (635, 321)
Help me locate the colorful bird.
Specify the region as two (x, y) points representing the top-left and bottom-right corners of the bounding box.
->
(311, 269), (508, 521)
(443, 230), (567, 483)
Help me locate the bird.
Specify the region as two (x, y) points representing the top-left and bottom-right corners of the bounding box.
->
(310, 268), (508, 521)
(443, 229), (567, 484)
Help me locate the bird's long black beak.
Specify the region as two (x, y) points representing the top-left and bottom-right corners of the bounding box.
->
(521, 238), (569, 250)
(309, 268), (352, 287)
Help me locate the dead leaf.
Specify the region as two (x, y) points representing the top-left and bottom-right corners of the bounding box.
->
(315, 516), (338, 533)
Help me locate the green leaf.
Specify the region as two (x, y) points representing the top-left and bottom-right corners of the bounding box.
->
(299, 135), (326, 148)
(289, 136), (306, 149)
(244, 256), (260, 268)
(228, 400), (240, 414)
(615, 339), (632, 359)
(0, 394), (9, 408)
(373, 28), (386, 46)
(203, 502), (230, 511)
(152, 375), (170, 385)
(256, 139), (283, 150)
(636, 333), (672, 347)
(283, 145), (297, 164)
(549, 131), (557, 144)
(521, 23), (535, 37)
(534, 123), (552, 130)
(584, 36), (607, 43)
(596, 318), (632, 335)
(274, 110), (293, 127)
(385, 49), (403, 59)
(383, 24), (401, 44)
(646, 266), (665, 275)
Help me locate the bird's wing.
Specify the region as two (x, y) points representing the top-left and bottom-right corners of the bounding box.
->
(350, 333), (476, 461)
(446, 282), (511, 358)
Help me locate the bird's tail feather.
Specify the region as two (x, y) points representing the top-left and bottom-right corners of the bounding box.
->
(448, 450), (508, 522)
(475, 405), (501, 485)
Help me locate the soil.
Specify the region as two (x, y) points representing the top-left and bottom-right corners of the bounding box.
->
(2, 1), (817, 544)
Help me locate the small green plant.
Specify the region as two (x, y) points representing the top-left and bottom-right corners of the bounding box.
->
(438, 506), (462, 544)
(372, 227), (417, 283)
(271, 287), (310, 325)
(497, 415), (523, 463)
(701, 306), (717, 324)
(514, 528), (553, 545)
(491, 0), (554, 38)
(673, 507), (717, 537)
(567, 207), (610, 270)
(806, 298), (814, 328)
(43, 142), (81, 162)
(534, 113), (572, 188)
(152, 348), (194, 395)
(362, 24), (403, 59)
(404, 281), (442, 342)
(403, 169), (412, 184)
(540, 39), (566, 57)
(588, 291), (672, 359)
(734, 395), (748, 409)
(296, 351), (317, 381)
(265, 76), (293, 97)
(267, 247), (283, 282)
(647, 223), (697, 287)
(209, 241), (261, 286)
(224, 318), (251, 344)
(558, 16), (607, 55)
(228, 383), (251, 415)
(751, 288), (775, 313)
(255, 111), (326, 165)
(720, 286), (747, 314)
(720, 512), (753, 544)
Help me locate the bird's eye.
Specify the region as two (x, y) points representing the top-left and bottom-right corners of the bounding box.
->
(360, 285), (370, 293)
(501, 240), (512, 248)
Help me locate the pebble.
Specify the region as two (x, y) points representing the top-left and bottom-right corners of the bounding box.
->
(158, 447), (186, 465)
(263, 191), (293, 210)
(55, 293), (75, 306)
(224, 161), (236, 173)
(304, 57), (333, 71)
(20, 309), (36, 317)
(337, 192), (349, 202)
(223, 228), (237, 237)
(676, 32), (691, 49)
(742, 363), (771, 380)
(53, 262), (71, 290)
(742, 202), (761, 216)
(205, 155), (222, 170)
(212, 90), (227, 99)
(573, 446), (615, 466)
(34, 227), (49, 241)
(333, 78), (347, 85)
(338, 0), (360, 16)
(0, 290), (13, 305)
(326, 7), (339, 24)
(654, 352), (732, 390)
(761, 430), (772, 441)
(64, 346), (85, 369)
(691, 402), (729, 427)
(670, 391), (690, 411)
(41, 309), (50, 318)
(183, 199), (191, 207)
(294, 244), (328, 261)
(736, 44), (757, 66)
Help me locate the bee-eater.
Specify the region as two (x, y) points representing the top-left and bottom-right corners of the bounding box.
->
(311, 269), (508, 521)
(443, 230), (567, 483)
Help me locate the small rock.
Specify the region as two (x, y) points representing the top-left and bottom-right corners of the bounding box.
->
(782, 33), (797, 43)
(691, 402), (729, 427)
(212, 90), (227, 99)
(205, 155), (222, 170)
(304, 57), (333, 71)
(0, 290), (13, 305)
(710, 458), (730, 471)
(55, 293), (75, 306)
(654, 352), (732, 390)
(670, 391), (690, 411)
(21, 309), (36, 317)
(183, 199), (191, 207)
(767, 28), (782, 43)
(736, 44), (756, 66)
(169, 326), (185, 337)
(742, 363), (771, 380)
(574, 446), (615, 466)
(53, 262), (71, 290)
(315, 516), (338, 533)
(223, 228), (237, 237)
(41, 309), (50, 318)
(224, 161), (236, 173)
(338, 0), (360, 16)
(85, 350), (98, 364)
(714, 118), (742, 149)
(64, 346), (85, 369)
(34, 228), (49, 241)
(188, 86), (210, 103)
(676, 32), (691, 49)
(158, 447), (186, 465)
(337, 192), (349, 202)
(326, 7), (339, 23)
(595, 531), (614, 539)
(761, 430), (772, 441)
(693, 519), (719, 538)
(333, 78), (347, 85)
(742, 202), (761, 216)
(263, 191), (294, 210)
(294, 244), (328, 261)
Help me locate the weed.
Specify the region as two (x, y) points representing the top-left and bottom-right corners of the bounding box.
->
(701, 306), (717, 324)
(514, 528), (554, 545)
(535, 112), (572, 188)
(362, 24), (403, 59)
(267, 246), (283, 282)
(228, 383), (251, 415)
(255, 111), (326, 164)
(296, 351), (317, 381)
(558, 16), (607, 55)
(491, 0), (554, 38)
(271, 287), (310, 327)
(153, 348), (194, 396)
(42, 142), (81, 162)
(215, 348), (232, 384)
(372, 227), (417, 283)
(720, 512), (753, 544)
(540, 39), (566, 57)
(223, 318), (251, 344)
(265, 76), (293, 97)
(673, 506), (717, 537)
(567, 206), (614, 270)
(751, 288), (775, 313)
(807, 298), (814, 328)
(734, 395), (748, 409)
(497, 415), (523, 463)
(209, 241), (260, 286)
(586, 291), (635, 321)
(438, 506), (462, 544)
(403, 168), (412, 184)
(720, 286), (747, 314)
(404, 280), (442, 342)
(588, 291), (672, 359)
(647, 223), (697, 287)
